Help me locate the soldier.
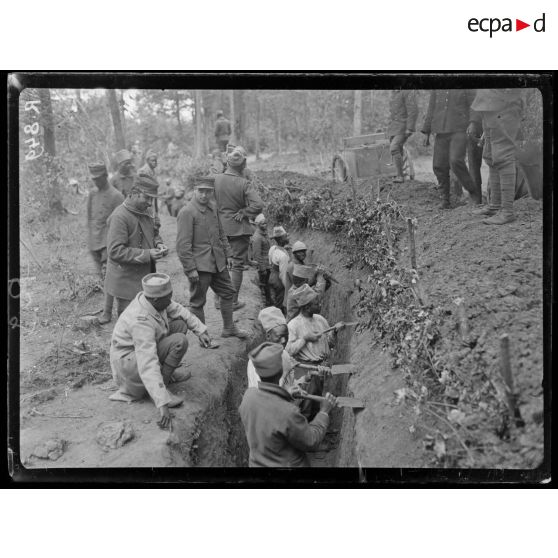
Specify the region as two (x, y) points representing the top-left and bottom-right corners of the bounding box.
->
(268, 225), (291, 313)
(286, 264), (327, 322)
(469, 89), (524, 225)
(86, 162), (124, 324)
(163, 178), (175, 216)
(214, 110), (232, 152)
(138, 149), (158, 178)
(239, 342), (337, 467)
(246, 306), (297, 390)
(214, 147), (264, 310)
(109, 273), (213, 429)
(286, 284), (345, 420)
(388, 90), (418, 183)
(421, 89), (482, 208)
(105, 174), (168, 316)
(110, 149), (136, 197)
(251, 213), (272, 305)
(287, 240), (332, 292)
(176, 176), (248, 339)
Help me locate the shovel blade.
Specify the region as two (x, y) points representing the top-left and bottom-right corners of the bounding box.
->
(330, 364), (356, 376)
(337, 396), (365, 409)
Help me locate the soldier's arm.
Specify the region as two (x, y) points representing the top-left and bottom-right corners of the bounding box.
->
(242, 183), (264, 219)
(166, 301), (208, 336)
(131, 319), (172, 408)
(216, 210), (232, 258)
(175, 207), (197, 273)
(285, 409), (329, 451)
(405, 90), (419, 131)
(278, 251), (290, 289)
(421, 90), (436, 134)
(286, 321), (307, 356)
(107, 211), (151, 265)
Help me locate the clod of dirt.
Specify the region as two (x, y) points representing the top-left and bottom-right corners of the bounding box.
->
(96, 421), (135, 450)
(31, 438), (67, 460)
(22, 388), (58, 406)
(76, 315), (100, 331)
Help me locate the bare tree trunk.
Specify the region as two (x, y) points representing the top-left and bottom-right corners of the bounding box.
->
(38, 88), (64, 213)
(174, 91), (184, 142)
(194, 90), (204, 158)
(229, 90), (236, 144)
(255, 96), (261, 160)
(370, 90), (375, 130)
(119, 90), (127, 142)
(106, 89), (126, 150)
(274, 103), (282, 154)
(353, 90), (362, 136)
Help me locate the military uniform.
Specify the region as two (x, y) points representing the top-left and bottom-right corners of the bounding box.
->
(105, 202), (164, 312)
(389, 90), (418, 180)
(110, 291), (207, 408)
(110, 169), (136, 198)
(214, 116), (232, 152)
(251, 226), (271, 305)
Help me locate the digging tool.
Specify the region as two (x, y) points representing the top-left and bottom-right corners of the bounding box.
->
(293, 393), (365, 409)
(318, 321), (360, 336)
(295, 363), (356, 376)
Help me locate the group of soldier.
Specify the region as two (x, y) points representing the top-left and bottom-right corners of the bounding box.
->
(389, 87), (528, 225)
(85, 121), (345, 466)
(83, 87), (529, 467)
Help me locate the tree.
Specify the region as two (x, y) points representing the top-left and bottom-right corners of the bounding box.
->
(254, 96), (261, 160)
(38, 88), (65, 214)
(353, 90), (362, 135)
(228, 90), (236, 144)
(193, 90), (204, 158)
(106, 89), (126, 150)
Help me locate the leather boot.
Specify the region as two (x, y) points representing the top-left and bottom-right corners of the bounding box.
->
(483, 168), (516, 225)
(214, 293), (220, 310)
(189, 305), (205, 324)
(439, 181), (451, 209)
(487, 167), (502, 212)
(220, 297), (248, 339)
(472, 206), (497, 216)
(230, 269), (244, 305)
(392, 153), (404, 183)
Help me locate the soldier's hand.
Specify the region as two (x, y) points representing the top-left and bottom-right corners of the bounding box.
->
(226, 257), (235, 270)
(467, 122), (479, 138)
(187, 270), (199, 284)
(334, 321), (345, 333)
(149, 248), (164, 260)
(157, 243), (169, 256)
(198, 332), (212, 348)
(405, 130), (414, 138)
(317, 365), (331, 377)
(232, 210), (245, 222)
(422, 134), (430, 147)
(319, 392), (338, 414)
(157, 405), (173, 430)
(304, 332), (321, 343)
(290, 384), (308, 398)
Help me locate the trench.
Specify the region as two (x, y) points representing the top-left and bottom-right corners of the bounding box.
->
(168, 227), (417, 468)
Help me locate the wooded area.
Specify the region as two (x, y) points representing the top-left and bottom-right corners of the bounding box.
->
(18, 87), (543, 222)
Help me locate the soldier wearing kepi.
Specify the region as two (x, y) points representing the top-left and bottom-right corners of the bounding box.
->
(469, 89), (524, 225)
(214, 147), (264, 310)
(86, 162), (124, 324)
(176, 176), (248, 339)
(105, 174), (168, 316)
(109, 273), (212, 429)
(421, 89), (482, 208)
(388, 89), (418, 183)
(239, 342), (337, 467)
(110, 149), (136, 197)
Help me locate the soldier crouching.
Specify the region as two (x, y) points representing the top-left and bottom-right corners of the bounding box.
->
(109, 272), (213, 429)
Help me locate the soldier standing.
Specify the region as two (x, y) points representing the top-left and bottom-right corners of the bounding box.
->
(214, 110), (232, 153)
(251, 213), (272, 305)
(268, 226), (291, 313)
(105, 174), (168, 316)
(176, 177), (248, 339)
(214, 147), (264, 310)
(86, 162), (124, 324)
(110, 149), (136, 197)
(388, 90), (418, 183)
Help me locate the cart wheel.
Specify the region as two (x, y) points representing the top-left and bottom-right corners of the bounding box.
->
(332, 155), (348, 183)
(402, 148), (415, 180)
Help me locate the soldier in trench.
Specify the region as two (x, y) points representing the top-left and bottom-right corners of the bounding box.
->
(109, 273), (213, 429)
(268, 226), (291, 313)
(286, 284), (345, 420)
(239, 341), (338, 467)
(286, 264), (327, 322)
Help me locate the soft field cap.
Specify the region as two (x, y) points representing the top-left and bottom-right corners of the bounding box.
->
(271, 225), (288, 238)
(115, 149), (133, 165)
(248, 342), (284, 379)
(292, 264), (314, 280)
(258, 306), (286, 333)
(292, 284), (318, 307)
(142, 273), (172, 298)
(254, 213), (266, 224)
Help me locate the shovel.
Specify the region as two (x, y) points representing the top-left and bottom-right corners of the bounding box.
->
(295, 363), (356, 376)
(295, 393), (366, 409)
(318, 321), (360, 336)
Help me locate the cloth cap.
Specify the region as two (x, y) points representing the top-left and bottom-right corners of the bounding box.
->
(145, 149), (158, 160)
(258, 306), (286, 333)
(271, 226), (288, 239)
(227, 148), (246, 168)
(248, 342), (284, 379)
(254, 213), (266, 225)
(88, 162), (107, 178)
(292, 241), (307, 253)
(142, 273), (172, 298)
(293, 264), (314, 280)
(193, 175), (216, 189)
(292, 284), (318, 307)
(135, 174), (161, 197)
(115, 149), (133, 165)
